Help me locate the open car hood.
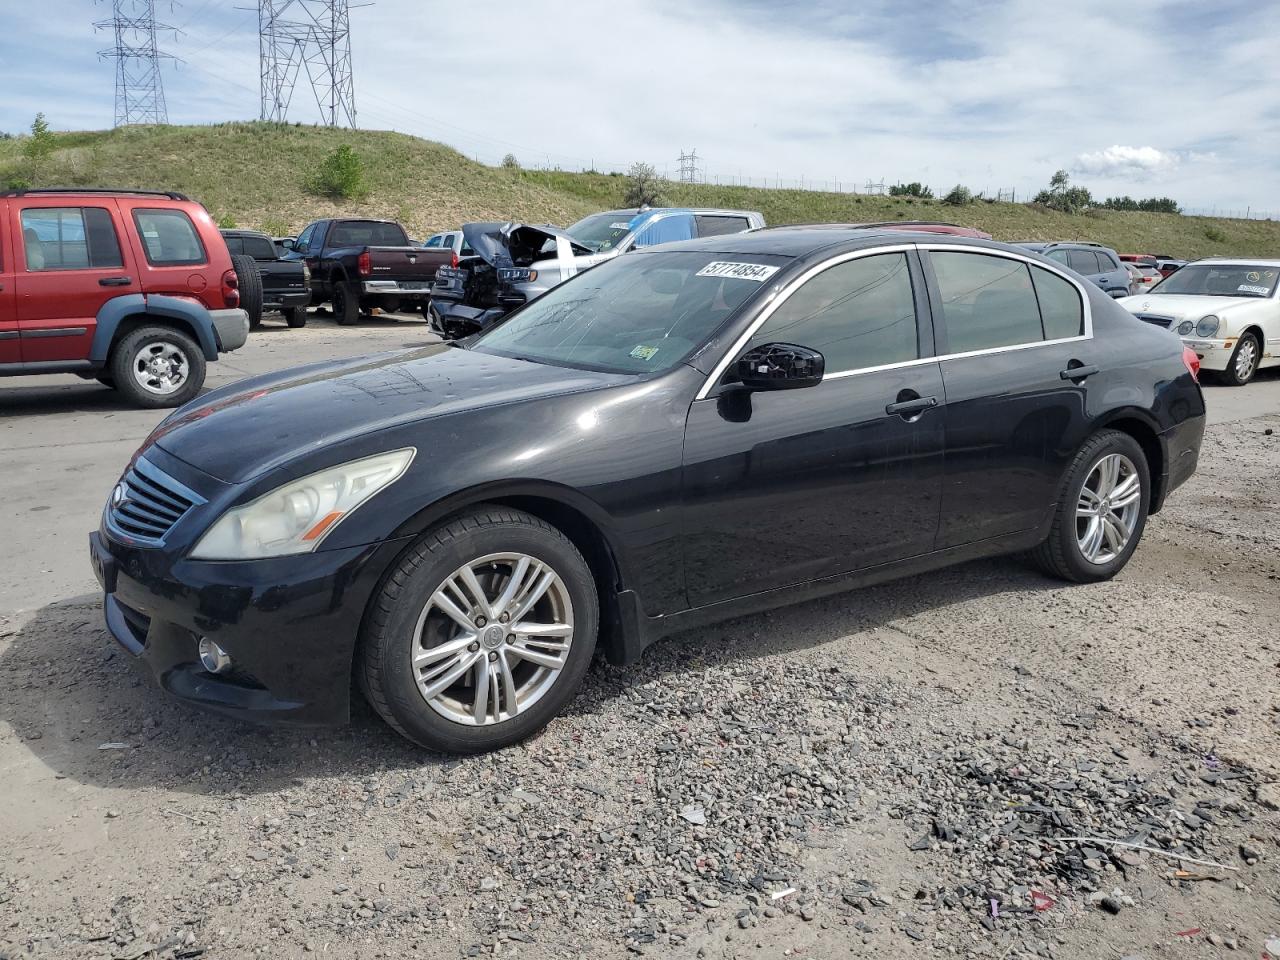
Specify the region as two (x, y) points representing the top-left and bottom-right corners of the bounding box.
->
(460, 221), (593, 267)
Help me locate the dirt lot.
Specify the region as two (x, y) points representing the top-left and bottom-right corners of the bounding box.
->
(1, 313), (1278, 960)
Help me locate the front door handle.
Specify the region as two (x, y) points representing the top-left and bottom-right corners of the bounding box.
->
(885, 395), (939, 417)
(99, 276), (133, 287)
(1059, 363), (1100, 381)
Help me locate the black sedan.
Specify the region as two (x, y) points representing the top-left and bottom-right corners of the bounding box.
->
(89, 228), (1206, 753)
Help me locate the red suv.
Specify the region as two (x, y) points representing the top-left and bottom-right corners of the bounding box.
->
(0, 188), (249, 407)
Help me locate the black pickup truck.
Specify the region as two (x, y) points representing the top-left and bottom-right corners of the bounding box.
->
(221, 229), (312, 328)
(287, 218), (450, 325)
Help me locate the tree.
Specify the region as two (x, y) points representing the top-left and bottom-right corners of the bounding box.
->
(1033, 169), (1092, 214)
(23, 113), (55, 170)
(889, 181), (933, 199)
(942, 184), (974, 206)
(500, 153), (520, 171)
(623, 162), (666, 207)
(306, 144), (369, 200)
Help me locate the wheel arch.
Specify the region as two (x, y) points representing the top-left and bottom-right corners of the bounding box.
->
(1095, 411), (1166, 513)
(92, 294), (220, 363)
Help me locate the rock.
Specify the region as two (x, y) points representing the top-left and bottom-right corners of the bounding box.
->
(1207, 933), (1223, 946)
(1239, 843), (1262, 862)
(247, 849), (270, 862)
(479, 877), (499, 891)
(385, 843), (399, 861)
(679, 805), (707, 826)
(1256, 783), (1280, 811)
(1098, 896), (1123, 915)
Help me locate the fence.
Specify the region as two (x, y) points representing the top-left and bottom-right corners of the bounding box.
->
(1182, 206), (1278, 221)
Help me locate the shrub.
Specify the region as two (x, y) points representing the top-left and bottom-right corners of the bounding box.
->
(500, 153), (520, 171)
(1034, 169), (1093, 213)
(942, 184), (974, 206)
(1204, 225), (1228, 243)
(261, 217), (290, 237)
(623, 162), (666, 207)
(889, 181), (933, 199)
(215, 213), (238, 229)
(23, 113), (55, 166)
(307, 144), (369, 200)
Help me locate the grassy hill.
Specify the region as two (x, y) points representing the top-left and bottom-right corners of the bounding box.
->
(3, 122), (1277, 260)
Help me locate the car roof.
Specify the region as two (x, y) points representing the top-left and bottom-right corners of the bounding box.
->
(1190, 257), (1280, 267)
(598, 207), (762, 218)
(641, 227), (1015, 258)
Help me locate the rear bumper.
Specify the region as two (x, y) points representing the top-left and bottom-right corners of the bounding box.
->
(1155, 412), (1205, 510)
(362, 280), (432, 299)
(263, 289), (311, 311)
(209, 308), (249, 352)
(90, 529), (410, 726)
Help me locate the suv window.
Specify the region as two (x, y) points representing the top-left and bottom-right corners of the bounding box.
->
(1096, 251), (1119, 271)
(242, 235), (277, 260)
(695, 215), (751, 238)
(20, 207), (123, 271)
(1067, 249), (1102, 275)
(424, 234), (443, 248)
(750, 253), (918, 372)
(1030, 265), (1084, 339)
(932, 251), (1043, 353)
(133, 209), (206, 266)
(633, 214), (693, 248)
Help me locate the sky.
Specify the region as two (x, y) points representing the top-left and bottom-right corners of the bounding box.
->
(2, 0), (1278, 212)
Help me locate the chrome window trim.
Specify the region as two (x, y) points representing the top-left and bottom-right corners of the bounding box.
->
(695, 242), (1093, 399)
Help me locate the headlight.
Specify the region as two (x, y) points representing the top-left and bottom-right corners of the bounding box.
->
(1177, 320), (1194, 336)
(1195, 315), (1220, 338)
(190, 448), (415, 560)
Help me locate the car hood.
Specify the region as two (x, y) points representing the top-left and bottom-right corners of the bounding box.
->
(1116, 293), (1260, 319)
(149, 344), (630, 483)
(460, 221), (592, 267)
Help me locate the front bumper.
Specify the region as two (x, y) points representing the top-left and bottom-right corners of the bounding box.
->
(362, 280), (433, 299)
(209, 308), (250, 352)
(90, 528), (409, 726)
(1179, 336), (1232, 371)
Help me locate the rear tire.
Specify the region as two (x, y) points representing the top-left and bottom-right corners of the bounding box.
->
(230, 254), (264, 330)
(1220, 332), (1260, 386)
(282, 307), (306, 328)
(1029, 429), (1149, 583)
(358, 507), (598, 753)
(334, 281), (360, 326)
(109, 325), (206, 409)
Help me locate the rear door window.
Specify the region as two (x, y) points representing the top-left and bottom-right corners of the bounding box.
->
(694, 215), (751, 238)
(633, 214), (694, 248)
(133, 209), (207, 266)
(931, 251), (1043, 353)
(1067, 249), (1102, 275)
(424, 234), (443, 248)
(750, 253), (919, 371)
(20, 207), (124, 271)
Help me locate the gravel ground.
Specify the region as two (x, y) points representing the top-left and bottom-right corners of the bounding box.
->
(1, 338), (1278, 958)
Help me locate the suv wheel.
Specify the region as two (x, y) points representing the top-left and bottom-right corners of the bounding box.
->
(1029, 429), (1149, 583)
(1220, 331), (1260, 387)
(230, 254), (264, 330)
(281, 307), (307, 328)
(334, 281), (361, 326)
(359, 507), (598, 753)
(109, 325), (206, 409)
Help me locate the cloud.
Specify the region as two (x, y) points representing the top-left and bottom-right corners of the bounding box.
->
(1072, 145), (1179, 179)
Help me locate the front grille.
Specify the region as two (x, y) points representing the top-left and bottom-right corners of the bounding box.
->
(1134, 313), (1176, 330)
(105, 458), (204, 546)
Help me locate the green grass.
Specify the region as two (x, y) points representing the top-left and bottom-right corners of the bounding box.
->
(2, 122), (1276, 259)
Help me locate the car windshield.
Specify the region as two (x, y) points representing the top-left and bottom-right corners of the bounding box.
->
(1151, 264), (1279, 298)
(566, 212), (637, 252)
(471, 251), (788, 374)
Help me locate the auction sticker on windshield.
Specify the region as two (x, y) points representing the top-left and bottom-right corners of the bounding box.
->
(696, 261), (781, 282)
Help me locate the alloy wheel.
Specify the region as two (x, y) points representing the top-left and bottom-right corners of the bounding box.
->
(1235, 338), (1258, 382)
(1075, 453), (1141, 565)
(132, 341), (189, 396)
(411, 552), (575, 726)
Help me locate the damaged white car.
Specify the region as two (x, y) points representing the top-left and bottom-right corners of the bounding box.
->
(1118, 258), (1280, 385)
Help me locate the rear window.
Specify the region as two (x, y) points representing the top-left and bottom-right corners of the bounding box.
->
(328, 220), (409, 246)
(20, 207), (124, 271)
(134, 209), (207, 266)
(695, 215), (751, 237)
(242, 235), (277, 260)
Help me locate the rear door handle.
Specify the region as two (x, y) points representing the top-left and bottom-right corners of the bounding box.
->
(99, 276), (133, 287)
(1059, 364), (1100, 381)
(885, 396), (939, 416)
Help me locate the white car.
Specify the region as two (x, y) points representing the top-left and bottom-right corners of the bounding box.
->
(1118, 258), (1279, 386)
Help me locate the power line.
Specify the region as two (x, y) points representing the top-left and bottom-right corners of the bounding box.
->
(96, 0), (180, 126)
(258, 0), (361, 127)
(677, 148), (701, 183)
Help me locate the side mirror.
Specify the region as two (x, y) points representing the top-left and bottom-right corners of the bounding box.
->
(735, 343), (825, 391)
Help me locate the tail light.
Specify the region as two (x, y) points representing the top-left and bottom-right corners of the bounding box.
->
(1182, 345), (1200, 382)
(451, 251), (458, 269)
(357, 251), (371, 277)
(221, 268), (240, 309)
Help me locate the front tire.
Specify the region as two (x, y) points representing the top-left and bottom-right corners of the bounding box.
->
(359, 508), (598, 753)
(108, 325), (206, 409)
(1220, 332), (1260, 386)
(1030, 429), (1150, 583)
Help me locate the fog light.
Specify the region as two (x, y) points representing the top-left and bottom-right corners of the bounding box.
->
(198, 637), (231, 674)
